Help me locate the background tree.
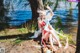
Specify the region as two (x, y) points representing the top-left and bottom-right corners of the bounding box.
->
(76, 2), (80, 53)
(53, 0), (59, 11)
(0, 0), (12, 31)
(0, 0), (8, 30)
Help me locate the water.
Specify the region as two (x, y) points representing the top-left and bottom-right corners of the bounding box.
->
(3, 0), (32, 26)
(52, 9), (78, 26)
(6, 9), (78, 26)
(3, 0), (78, 26)
(7, 11), (32, 26)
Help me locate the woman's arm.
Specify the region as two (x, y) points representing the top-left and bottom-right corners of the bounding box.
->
(46, 5), (54, 16)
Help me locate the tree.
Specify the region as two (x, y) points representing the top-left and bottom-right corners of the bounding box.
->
(0, 0), (11, 30)
(28, 0), (44, 21)
(28, 0), (44, 30)
(76, 2), (80, 53)
(0, 0), (7, 30)
(0, 0), (5, 21)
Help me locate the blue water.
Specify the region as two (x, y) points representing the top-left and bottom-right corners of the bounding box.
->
(7, 9), (78, 26)
(53, 9), (78, 24)
(3, 0), (78, 26)
(7, 11), (32, 26)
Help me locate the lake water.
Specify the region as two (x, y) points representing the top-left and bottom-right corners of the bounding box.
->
(52, 9), (78, 26)
(7, 9), (78, 26)
(7, 11), (32, 26)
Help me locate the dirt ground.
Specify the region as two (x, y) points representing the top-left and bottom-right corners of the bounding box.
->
(0, 26), (77, 53)
(0, 39), (76, 53)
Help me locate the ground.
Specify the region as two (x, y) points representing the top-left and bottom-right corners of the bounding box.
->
(0, 26), (77, 53)
(0, 39), (76, 53)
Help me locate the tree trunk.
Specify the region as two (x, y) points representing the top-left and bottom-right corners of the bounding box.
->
(28, 0), (44, 30)
(28, 0), (44, 21)
(28, 0), (44, 52)
(76, 2), (80, 53)
(0, 0), (7, 30)
(0, 0), (5, 18)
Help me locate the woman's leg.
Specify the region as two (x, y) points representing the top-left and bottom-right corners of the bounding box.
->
(48, 24), (62, 48)
(49, 34), (57, 51)
(41, 31), (50, 47)
(49, 30), (62, 48)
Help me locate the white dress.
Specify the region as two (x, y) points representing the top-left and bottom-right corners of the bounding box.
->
(44, 10), (59, 43)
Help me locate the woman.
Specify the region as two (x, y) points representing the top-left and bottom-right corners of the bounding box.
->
(30, 5), (68, 51)
(37, 6), (62, 51)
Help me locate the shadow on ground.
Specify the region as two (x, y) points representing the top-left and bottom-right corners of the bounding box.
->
(0, 32), (42, 42)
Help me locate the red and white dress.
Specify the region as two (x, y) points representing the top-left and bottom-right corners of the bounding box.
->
(38, 20), (50, 47)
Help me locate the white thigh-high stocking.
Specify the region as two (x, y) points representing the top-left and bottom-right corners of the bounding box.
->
(49, 30), (62, 48)
(49, 34), (57, 51)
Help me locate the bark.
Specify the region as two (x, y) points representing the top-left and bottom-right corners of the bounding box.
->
(0, 0), (5, 17)
(76, 2), (80, 53)
(0, 0), (8, 30)
(28, 0), (44, 30)
(0, 0), (12, 30)
(28, 0), (44, 21)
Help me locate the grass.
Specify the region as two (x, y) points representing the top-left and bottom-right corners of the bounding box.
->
(0, 23), (36, 44)
(0, 21), (76, 45)
(0, 28), (76, 45)
(57, 30), (76, 45)
(13, 38), (23, 44)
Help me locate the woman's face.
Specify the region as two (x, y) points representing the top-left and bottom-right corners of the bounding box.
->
(40, 15), (45, 20)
